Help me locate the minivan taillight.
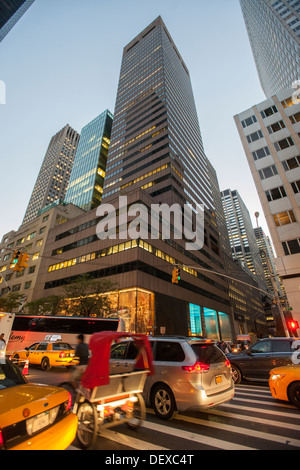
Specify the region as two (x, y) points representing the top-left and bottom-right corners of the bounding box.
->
(225, 359), (231, 368)
(182, 362), (210, 373)
(0, 429), (4, 448)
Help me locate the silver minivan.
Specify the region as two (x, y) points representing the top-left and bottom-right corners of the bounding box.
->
(110, 336), (235, 420)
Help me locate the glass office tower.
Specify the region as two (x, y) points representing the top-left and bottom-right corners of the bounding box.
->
(240, 0), (300, 98)
(103, 16), (214, 212)
(0, 0), (35, 42)
(65, 110), (113, 211)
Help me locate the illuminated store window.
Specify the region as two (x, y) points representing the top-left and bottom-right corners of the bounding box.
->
(203, 307), (219, 340)
(189, 303), (202, 336)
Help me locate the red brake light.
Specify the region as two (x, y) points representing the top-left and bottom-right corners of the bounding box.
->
(65, 392), (72, 412)
(225, 359), (231, 368)
(182, 362), (210, 373)
(59, 352), (66, 358)
(0, 429), (4, 448)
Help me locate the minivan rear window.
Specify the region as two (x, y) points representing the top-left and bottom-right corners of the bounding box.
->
(155, 341), (185, 362)
(191, 343), (225, 364)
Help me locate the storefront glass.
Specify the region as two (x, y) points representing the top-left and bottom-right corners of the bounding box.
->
(203, 307), (219, 340)
(218, 312), (232, 341)
(189, 303), (202, 336)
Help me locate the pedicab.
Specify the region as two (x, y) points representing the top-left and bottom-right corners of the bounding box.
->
(73, 331), (154, 449)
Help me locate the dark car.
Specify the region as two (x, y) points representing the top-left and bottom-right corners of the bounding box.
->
(228, 337), (300, 384)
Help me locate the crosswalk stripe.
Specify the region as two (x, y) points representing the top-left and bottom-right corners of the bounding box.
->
(203, 407), (300, 431)
(172, 412), (300, 448)
(235, 391), (272, 399)
(233, 396), (295, 408)
(97, 427), (169, 451)
(236, 386), (270, 394)
(222, 401), (300, 418)
(142, 420), (257, 450)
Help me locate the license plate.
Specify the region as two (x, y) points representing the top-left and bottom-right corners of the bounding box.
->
(215, 375), (222, 384)
(26, 411), (49, 435)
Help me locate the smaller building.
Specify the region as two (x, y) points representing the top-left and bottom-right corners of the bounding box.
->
(0, 203), (84, 304)
(234, 87), (300, 330)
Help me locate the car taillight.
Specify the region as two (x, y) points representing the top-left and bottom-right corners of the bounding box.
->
(225, 359), (231, 368)
(65, 392), (72, 412)
(0, 429), (4, 448)
(182, 362), (210, 373)
(59, 352), (66, 358)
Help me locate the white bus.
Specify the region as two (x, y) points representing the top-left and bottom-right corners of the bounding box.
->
(0, 313), (15, 358)
(6, 314), (124, 355)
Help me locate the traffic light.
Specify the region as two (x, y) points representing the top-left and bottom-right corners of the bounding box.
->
(172, 267), (181, 284)
(287, 319), (299, 332)
(10, 250), (22, 272)
(19, 252), (30, 270)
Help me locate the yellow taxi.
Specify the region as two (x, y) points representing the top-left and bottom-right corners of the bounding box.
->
(12, 340), (79, 371)
(269, 365), (300, 409)
(0, 359), (78, 450)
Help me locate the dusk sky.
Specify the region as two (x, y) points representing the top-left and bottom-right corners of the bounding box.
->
(0, 0), (268, 241)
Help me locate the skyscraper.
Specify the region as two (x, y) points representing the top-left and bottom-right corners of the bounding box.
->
(240, 0), (300, 97)
(65, 110), (113, 211)
(221, 189), (266, 289)
(22, 124), (80, 226)
(103, 16), (214, 213)
(0, 0), (35, 42)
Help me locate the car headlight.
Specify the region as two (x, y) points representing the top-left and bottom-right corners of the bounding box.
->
(270, 374), (286, 380)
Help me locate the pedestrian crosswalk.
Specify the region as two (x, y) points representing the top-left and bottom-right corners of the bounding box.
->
(68, 384), (300, 451)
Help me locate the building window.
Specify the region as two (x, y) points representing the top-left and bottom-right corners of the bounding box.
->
(32, 252), (40, 261)
(252, 146), (270, 161)
(291, 180), (300, 193)
(259, 164), (278, 180)
(246, 130), (263, 143)
(282, 155), (300, 171)
(241, 115), (257, 128)
(274, 137), (294, 151)
(267, 120), (286, 134)
(273, 210), (296, 227)
(281, 97), (295, 109)
(265, 186), (287, 202)
(24, 281), (32, 290)
(26, 232), (36, 241)
(260, 105), (278, 118)
(11, 284), (21, 292)
(289, 112), (300, 124)
(282, 239), (300, 255)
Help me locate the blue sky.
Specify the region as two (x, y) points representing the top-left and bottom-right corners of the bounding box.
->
(0, 0), (267, 240)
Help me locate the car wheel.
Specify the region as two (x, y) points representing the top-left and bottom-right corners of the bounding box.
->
(41, 357), (51, 371)
(77, 401), (98, 450)
(151, 383), (176, 420)
(231, 364), (242, 384)
(288, 381), (300, 409)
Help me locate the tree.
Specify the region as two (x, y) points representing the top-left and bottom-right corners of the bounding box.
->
(0, 292), (25, 313)
(62, 274), (117, 317)
(25, 295), (65, 316)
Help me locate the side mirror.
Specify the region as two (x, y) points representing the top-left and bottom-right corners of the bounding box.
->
(25, 347), (29, 351)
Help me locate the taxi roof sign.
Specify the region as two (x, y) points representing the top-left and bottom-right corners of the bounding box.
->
(44, 334), (62, 342)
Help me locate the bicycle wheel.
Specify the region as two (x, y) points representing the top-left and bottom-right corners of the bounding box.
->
(76, 401), (98, 449)
(127, 393), (146, 430)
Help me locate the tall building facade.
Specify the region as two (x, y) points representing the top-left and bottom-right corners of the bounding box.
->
(22, 124), (80, 226)
(0, 0), (35, 42)
(65, 110), (113, 211)
(31, 17), (269, 339)
(221, 188), (266, 289)
(234, 87), (300, 328)
(240, 0), (300, 97)
(103, 16), (214, 213)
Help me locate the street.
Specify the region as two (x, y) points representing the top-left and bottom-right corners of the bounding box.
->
(27, 366), (300, 451)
